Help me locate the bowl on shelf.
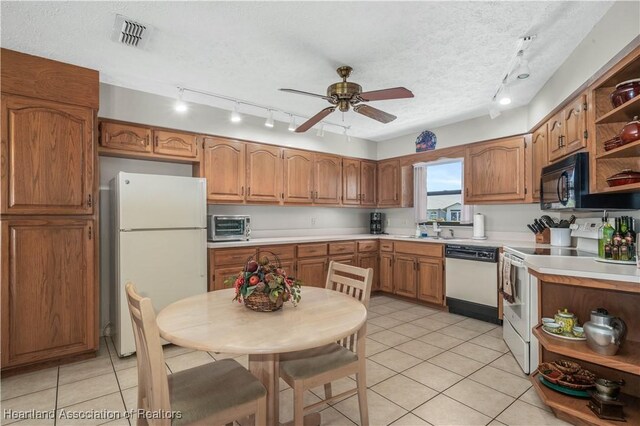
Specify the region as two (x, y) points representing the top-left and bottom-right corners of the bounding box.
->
(619, 116), (640, 144)
(543, 322), (563, 335)
(606, 169), (640, 187)
(572, 326), (585, 338)
(603, 136), (625, 151)
(610, 78), (640, 108)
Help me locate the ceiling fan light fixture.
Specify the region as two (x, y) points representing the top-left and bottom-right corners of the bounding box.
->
(288, 115), (296, 132)
(174, 88), (188, 113)
(264, 110), (274, 128)
(316, 123), (325, 137)
(498, 85), (512, 105)
(230, 102), (242, 123)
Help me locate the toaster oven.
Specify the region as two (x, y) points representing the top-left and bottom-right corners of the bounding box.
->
(207, 215), (251, 241)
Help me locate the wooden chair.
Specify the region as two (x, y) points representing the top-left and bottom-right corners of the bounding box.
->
(125, 283), (267, 426)
(279, 261), (373, 426)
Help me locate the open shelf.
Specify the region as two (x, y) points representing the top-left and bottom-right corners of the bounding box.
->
(597, 139), (640, 159)
(596, 95), (640, 124)
(533, 325), (640, 375)
(597, 181), (640, 193)
(531, 371), (639, 426)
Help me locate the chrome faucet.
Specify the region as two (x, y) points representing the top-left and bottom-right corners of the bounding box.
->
(449, 229), (454, 238)
(432, 222), (442, 239)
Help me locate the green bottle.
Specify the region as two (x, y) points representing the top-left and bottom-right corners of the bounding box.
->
(601, 217), (615, 259)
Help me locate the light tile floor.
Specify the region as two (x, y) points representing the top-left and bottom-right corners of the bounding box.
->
(1, 295), (571, 426)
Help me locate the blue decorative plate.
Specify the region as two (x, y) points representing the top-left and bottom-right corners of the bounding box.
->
(416, 130), (437, 152)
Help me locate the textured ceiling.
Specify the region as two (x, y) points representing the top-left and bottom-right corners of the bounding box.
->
(1, 1), (613, 141)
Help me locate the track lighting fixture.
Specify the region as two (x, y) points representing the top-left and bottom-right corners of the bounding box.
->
(515, 53), (530, 80)
(174, 88), (187, 113)
(264, 110), (274, 128)
(288, 115), (296, 132)
(316, 123), (325, 137)
(230, 102), (242, 123)
(498, 84), (512, 105)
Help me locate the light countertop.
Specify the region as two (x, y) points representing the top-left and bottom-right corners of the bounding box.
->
(523, 256), (639, 284)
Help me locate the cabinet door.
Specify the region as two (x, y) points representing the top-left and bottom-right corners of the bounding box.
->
(377, 160), (400, 206)
(153, 130), (198, 159)
(563, 95), (587, 156)
(100, 121), (151, 153)
(531, 125), (548, 201)
(212, 265), (244, 291)
(417, 257), (443, 305)
(342, 158), (361, 205)
(329, 254), (356, 266)
(360, 160), (377, 206)
(393, 255), (417, 298)
(358, 253), (379, 291)
(203, 137), (246, 202)
(379, 253), (394, 293)
(2, 95), (94, 215)
(1, 218), (96, 367)
(246, 143), (283, 203)
(547, 114), (564, 162)
(313, 154), (342, 205)
(296, 257), (328, 288)
(464, 136), (526, 203)
(283, 149), (314, 204)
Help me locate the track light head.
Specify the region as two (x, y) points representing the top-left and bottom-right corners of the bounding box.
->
(264, 110), (274, 128)
(174, 88), (187, 113)
(230, 102), (242, 123)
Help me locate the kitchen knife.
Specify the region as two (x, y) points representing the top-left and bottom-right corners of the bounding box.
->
(531, 221), (542, 233)
(527, 224), (538, 234)
(534, 219), (546, 230)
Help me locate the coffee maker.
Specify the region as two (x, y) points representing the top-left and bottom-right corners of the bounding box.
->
(370, 212), (384, 234)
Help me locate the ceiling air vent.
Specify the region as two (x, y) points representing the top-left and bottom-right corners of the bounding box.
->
(111, 14), (152, 48)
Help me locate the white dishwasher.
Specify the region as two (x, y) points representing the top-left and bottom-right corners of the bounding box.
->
(445, 244), (500, 324)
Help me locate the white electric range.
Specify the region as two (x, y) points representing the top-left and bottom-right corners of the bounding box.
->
(502, 219), (601, 374)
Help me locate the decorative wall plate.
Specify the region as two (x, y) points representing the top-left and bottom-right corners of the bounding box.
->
(416, 130), (437, 152)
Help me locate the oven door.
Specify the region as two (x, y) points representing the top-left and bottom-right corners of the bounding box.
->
(501, 254), (530, 341)
(212, 216), (247, 241)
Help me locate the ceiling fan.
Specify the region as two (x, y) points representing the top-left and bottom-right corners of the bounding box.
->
(279, 66), (414, 133)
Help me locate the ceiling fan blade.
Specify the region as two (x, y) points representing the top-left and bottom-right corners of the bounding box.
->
(353, 104), (396, 123)
(279, 88), (334, 101)
(359, 87), (414, 102)
(295, 107), (336, 133)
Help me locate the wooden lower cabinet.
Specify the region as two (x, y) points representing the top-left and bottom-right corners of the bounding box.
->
(393, 255), (417, 298)
(212, 265), (244, 291)
(296, 257), (328, 288)
(358, 253), (379, 290)
(1, 218), (97, 368)
(417, 257), (443, 305)
(379, 252), (394, 293)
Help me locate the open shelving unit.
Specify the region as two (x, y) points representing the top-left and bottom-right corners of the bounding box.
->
(590, 46), (640, 194)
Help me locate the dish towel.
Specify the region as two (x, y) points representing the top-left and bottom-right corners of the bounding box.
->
(499, 253), (516, 303)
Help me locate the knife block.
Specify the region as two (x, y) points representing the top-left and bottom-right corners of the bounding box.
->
(536, 228), (550, 244)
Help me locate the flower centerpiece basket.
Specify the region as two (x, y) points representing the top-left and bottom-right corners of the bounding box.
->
(225, 251), (302, 312)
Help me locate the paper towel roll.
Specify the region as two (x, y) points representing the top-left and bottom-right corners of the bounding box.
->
(473, 213), (485, 239)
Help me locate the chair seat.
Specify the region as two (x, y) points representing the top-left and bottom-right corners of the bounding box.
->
(169, 358), (266, 425)
(280, 343), (359, 380)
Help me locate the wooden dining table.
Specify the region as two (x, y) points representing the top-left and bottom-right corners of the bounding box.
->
(156, 287), (367, 426)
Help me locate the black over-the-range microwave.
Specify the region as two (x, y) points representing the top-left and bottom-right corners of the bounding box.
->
(540, 152), (640, 211)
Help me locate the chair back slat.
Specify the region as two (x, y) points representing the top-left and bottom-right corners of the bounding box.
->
(325, 261), (373, 354)
(125, 283), (171, 424)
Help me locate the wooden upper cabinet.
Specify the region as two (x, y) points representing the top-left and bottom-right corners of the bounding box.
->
(1, 95), (94, 215)
(342, 158), (361, 205)
(417, 257), (443, 305)
(547, 113), (564, 162)
(393, 255), (417, 298)
(531, 124), (548, 201)
(246, 143), (283, 203)
(100, 121), (151, 153)
(562, 95), (587, 155)
(153, 130), (198, 159)
(1, 218), (96, 368)
(377, 159), (400, 206)
(283, 149), (314, 204)
(313, 153), (342, 205)
(360, 161), (377, 206)
(464, 136), (527, 203)
(203, 137), (245, 202)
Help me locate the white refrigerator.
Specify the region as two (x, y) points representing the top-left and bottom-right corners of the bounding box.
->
(111, 172), (207, 357)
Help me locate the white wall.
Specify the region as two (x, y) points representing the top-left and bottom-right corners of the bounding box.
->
(99, 84), (378, 160)
(528, 1), (640, 128)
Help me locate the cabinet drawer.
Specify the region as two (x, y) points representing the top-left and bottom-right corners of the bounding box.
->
(297, 243), (328, 258)
(213, 248), (257, 266)
(394, 241), (443, 258)
(329, 241), (356, 255)
(380, 241), (394, 252)
(357, 240), (378, 253)
(258, 245), (295, 261)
